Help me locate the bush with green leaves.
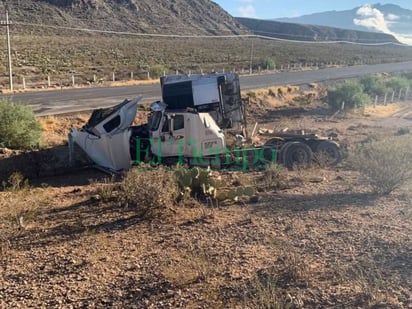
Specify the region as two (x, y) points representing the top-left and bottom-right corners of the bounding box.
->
(149, 64), (167, 79)
(349, 134), (412, 195)
(359, 75), (388, 96)
(384, 76), (411, 92)
(255, 57), (276, 70)
(0, 99), (42, 149)
(326, 81), (370, 110)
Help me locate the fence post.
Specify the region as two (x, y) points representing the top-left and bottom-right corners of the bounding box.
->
(341, 101), (345, 111)
(374, 96), (378, 108)
(163, 70), (166, 77)
(130, 72), (134, 80)
(147, 71), (150, 80)
(405, 86), (410, 99)
(71, 74), (75, 87)
(384, 93), (388, 105)
(398, 89), (402, 101)
(93, 74), (96, 83)
(112, 72), (115, 82)
(47, 75), (51, 87)
(222, 68), (225, 73)
(22, 76), (26, 89)
(175, 69), (178, 75)
(391, 91), (395, 103)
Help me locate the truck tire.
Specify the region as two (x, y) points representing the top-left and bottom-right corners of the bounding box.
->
(264, 137), (285, 151)
(281, 141), (313, 169)
(314, 141), (341, 166)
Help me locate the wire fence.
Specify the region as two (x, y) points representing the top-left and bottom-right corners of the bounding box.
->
(338, 87), (412, 112)
(1, 61), (357, 91)
(370, 87), (412, 106)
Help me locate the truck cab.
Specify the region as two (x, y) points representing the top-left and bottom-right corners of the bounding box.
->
(145, 101), (226, 162)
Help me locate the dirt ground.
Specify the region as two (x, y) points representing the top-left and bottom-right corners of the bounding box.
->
(0, 90), (411, 308)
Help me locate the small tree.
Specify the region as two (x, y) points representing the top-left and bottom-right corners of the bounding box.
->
(0, 100), (42, 149)
(326, 81), (370, 110)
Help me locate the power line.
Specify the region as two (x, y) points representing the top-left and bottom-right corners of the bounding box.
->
(15, 22), (253, 38)
(13, 21), (407, 46)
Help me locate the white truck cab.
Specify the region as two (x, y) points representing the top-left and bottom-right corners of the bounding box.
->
(147, 102), (226, 160)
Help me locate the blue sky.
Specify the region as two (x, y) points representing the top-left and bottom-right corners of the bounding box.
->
(213, 1), (412, 19)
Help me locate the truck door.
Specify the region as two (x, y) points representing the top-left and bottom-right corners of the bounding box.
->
(158, 114), (186, 158)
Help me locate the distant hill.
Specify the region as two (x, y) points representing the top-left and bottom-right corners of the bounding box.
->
(236, 17), (400, 44)
(275, 3), (412, 44)
(0, 0), (246, 35)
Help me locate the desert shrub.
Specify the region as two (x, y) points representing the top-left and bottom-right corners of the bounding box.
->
(242, 271), (286, 309)
(326, 81), (370, 110)
(118, 167), (179, 219)
(359, 75), (388, 96)
(254, 164), (288, 191)
(255, 57), (276, 70)
(384, 76), (410, 92)
(149, 64), (167, 79)
(0, 99), (42, 149)
(349, 134), (412, 195)
(2, 171), (29, 191)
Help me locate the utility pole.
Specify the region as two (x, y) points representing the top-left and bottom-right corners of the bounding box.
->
(249, 38), (254, 75)
(1, 11), (13, 91)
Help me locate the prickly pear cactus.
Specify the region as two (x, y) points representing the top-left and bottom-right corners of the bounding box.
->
(175, 168), (257, 202)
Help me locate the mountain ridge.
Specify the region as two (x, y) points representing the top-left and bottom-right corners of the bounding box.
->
(236, 17), (400, 44)
(275, 3), (412, 44)
(1, 0), (246, 35)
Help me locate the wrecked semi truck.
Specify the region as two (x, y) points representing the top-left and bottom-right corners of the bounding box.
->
(69, 73), (341, 173)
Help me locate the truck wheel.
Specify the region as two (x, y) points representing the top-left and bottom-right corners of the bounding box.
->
(264, 137), (284, 151)
(281, 141), (313, 169)
(314, 141), (341, 166)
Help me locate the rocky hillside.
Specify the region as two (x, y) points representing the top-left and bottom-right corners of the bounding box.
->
(1, 0), (246, 35)
(236, 17), (400, 44)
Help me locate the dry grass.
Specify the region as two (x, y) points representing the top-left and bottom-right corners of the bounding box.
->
(363, 103), (402, 117)
(38, 114), (88, 146)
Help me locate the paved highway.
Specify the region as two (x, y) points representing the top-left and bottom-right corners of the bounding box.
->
(3, 61), (412, 115)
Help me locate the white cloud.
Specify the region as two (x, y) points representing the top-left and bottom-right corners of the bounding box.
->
(353, 4), (392, 33)
(237, 5), (256, 17)
(386, 13), (400, 21)
(353, 4), (411, 45)
(399, 34), (412, 45)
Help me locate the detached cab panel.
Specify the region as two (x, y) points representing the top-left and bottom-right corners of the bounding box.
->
(69, 96), (142, 172)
